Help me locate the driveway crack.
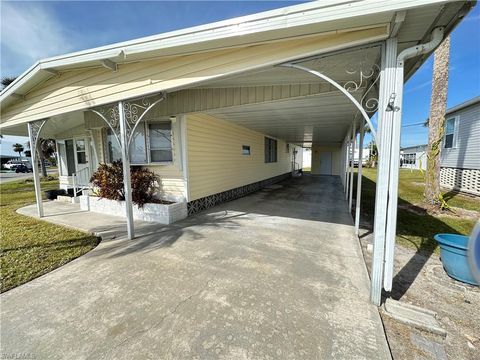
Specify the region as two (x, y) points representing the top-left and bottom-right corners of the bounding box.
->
(96, 278), (213, 359)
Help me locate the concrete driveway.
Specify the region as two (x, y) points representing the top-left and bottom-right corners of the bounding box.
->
(1, 175), (390, 359)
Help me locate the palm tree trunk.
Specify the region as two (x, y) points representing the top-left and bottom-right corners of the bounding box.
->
(39, 152), (48, 177)
(425, 36), (450, 208)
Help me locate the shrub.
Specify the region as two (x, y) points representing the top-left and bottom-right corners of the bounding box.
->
(90, 161), (158, 207)
(131, 166), (158, 207)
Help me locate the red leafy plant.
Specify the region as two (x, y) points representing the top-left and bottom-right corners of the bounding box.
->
(90, 161), (160, 207)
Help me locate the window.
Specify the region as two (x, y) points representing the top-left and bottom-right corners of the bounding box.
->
(242, 145), (251, 155)
(105, 121), (173, 164)
(264, 137), (277, 163)
(130, 125), (147, 164)
(76, 139), (87, 164)
(149, 122), (173, 162)
(106, 129), (122, 163)
(444, 117), (457, 149)
(403, 153), (415, 165)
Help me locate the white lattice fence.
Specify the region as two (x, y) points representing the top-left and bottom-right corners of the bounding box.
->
(440, 167), (480, 196)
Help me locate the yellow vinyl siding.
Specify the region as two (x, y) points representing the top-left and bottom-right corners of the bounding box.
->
(187, 113), (295, 201)
(143, 165), (186, 202)
(1, 26), (388, 127)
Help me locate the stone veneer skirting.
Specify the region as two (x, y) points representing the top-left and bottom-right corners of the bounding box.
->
(187, 173), (291, 215)
(440, 167), (480, 196)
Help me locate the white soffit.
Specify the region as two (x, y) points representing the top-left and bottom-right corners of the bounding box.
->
(207, 91), (362, 145)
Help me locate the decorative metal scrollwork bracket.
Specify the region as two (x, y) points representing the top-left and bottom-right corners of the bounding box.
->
(27, 119), (48, 160)
(279, 63), (378, 142)
(90, 92), (166, 147)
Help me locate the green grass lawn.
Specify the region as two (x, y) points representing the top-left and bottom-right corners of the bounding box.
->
(357, 168), (479, 254)
(0, 178), (99, 293)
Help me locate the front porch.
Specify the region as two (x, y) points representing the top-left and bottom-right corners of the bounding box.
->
(6, 175), (391, 359)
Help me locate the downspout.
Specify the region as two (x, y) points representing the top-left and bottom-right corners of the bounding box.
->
(397, 27), (444, 64)
(383, 27), (445, 292)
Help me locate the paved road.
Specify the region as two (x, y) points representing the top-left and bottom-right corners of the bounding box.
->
(2, 175), (391, 359)
(0, 169), (58, 184)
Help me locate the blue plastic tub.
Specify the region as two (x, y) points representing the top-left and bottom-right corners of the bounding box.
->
(434, 233), (479, 286)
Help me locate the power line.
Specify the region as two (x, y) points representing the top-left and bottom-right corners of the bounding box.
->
(402, 121), (426, 128)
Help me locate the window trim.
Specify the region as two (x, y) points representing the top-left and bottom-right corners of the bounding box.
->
(444, 116), (459, 149)
(264, 137), (278, 163)
(145, 121), (174, 165)
(242, 145), (251, 155)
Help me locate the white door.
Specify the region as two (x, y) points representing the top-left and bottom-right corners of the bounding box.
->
(319, 152), (332, 175)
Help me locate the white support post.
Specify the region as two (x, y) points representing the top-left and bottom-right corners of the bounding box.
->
(345, 140), (350, 199)
(349, 118), (357, 211)
(383, 62), (404, 291)
(118, 101), (135, 240)
(370, 38), (397, 306)
(344, 137), (349, 190)
(345, 125), (352, 198)
(343, 140), (347, 192)
(354, 119), (365, 235)
(72, 174), (77, 202)
(27, 120), (47, 218)
(28, 124), (43, 217)
(383, 28), (445, 291)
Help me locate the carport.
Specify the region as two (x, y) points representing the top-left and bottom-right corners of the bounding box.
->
(4, 175), (391, 359)
(0, 0), (474, 309)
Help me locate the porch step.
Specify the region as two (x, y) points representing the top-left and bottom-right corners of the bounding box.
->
(56, 195), (79, 204)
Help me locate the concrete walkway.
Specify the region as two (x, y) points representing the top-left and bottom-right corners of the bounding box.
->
(1, 175), (391, 359)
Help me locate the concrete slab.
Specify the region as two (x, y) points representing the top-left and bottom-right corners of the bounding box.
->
(383, 299), (447, 337)
(2, 175), (391, 359)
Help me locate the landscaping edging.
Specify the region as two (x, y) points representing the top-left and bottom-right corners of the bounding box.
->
(79, 195), (188, 225)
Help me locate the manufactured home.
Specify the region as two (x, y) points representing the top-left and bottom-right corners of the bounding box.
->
(401, 144), (427, 170)
(0, 0), (474, 305)
(440, 96), (480, 195)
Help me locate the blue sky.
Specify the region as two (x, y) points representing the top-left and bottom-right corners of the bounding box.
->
(1, 1), (479, 155)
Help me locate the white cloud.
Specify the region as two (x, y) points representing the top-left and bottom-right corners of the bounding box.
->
(1, 1), (74, 76)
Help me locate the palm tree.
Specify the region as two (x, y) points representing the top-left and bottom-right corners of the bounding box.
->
(12, 143), (24, 157)
(425, 36), (450, 210)
(1, 76), (17, 90)
(26, 139), (56, 177)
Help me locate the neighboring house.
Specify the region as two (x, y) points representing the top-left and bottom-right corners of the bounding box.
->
(440, 96), (480, 196)
(0, 155), (19, 169)
(401, 144), (427, 171)
(355, 146), (371, 165)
